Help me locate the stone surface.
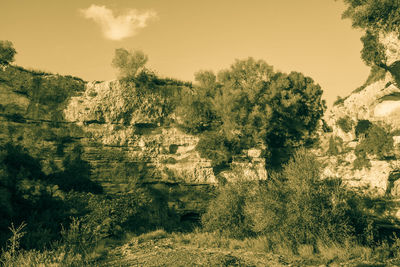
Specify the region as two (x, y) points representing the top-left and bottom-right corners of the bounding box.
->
(0, 77), (269, 217)
(380, 31), (400, 66)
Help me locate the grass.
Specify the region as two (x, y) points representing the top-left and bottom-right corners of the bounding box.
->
(2, 226), (400, 266)
(0, 221), (106, 267)
(136, 229), (168, 243)
(100, 229), (400, 266)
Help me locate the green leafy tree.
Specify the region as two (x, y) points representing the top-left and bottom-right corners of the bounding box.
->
(356, 123), (394, 160)
(263, 72), (324, 167)
(192, 58), (324, 169)
(0, 40), (16, 66)
(194, 70), (217, 93)
(112, 48), (148, 79)
(360, 30), (387, 68)
(342, 0), (400, 33)
(176, 71), (221, 133)
(340, 0), (400, 69)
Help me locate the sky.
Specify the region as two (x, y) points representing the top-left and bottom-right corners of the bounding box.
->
(0, 0), (369, 106)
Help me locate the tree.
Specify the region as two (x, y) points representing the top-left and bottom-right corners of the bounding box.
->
(263, 71), (324, 167)
(0, 40), (16, 66)
(341, 0), (400, 33)
(340, 0), (400, 69)
(112, 48), (148, 79)
(194, 70), (217, 92)
(194, 58), (325, 169)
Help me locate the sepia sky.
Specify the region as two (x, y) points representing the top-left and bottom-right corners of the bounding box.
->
(0, 0), (369, 106)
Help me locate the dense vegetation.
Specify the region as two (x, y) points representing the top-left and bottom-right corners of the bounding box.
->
(94, 49), (326, 171)
(354, 121), (395, 170)
(340, 0), (400, 88)
(0, 64), (85, 122)
(203, 150), (375, 245)
(1, 39), (400, 265)
(341, 0), (400, 67)
(178, 58), (325, 170)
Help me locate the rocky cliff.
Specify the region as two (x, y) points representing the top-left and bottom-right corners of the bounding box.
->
(321, 32), (400, 220)
(0, 67), (268, 218)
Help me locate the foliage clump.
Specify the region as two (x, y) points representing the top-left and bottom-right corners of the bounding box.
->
(178, 58), (325, 170)
(340, 0), (400, 83)
(0, 64), (85, 121)
(112, 48), (148, 79)
(0, 40), (16, 66)
(333, 96), (345, 106)
(202, 148), (371, 249)
(327, 135), (345, 156)
(336, 116), (353, 133)
(354, 123), (394, 169)
(355, 119), (373, 138)
(356, 123), (394, 160)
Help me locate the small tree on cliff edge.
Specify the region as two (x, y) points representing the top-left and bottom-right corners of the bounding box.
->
(0, 40), (16, 66)
(112, 48), (148, 79)
(340, 0), (400, 69)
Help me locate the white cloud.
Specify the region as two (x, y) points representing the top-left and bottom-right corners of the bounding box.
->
(80, 5), (157, 41)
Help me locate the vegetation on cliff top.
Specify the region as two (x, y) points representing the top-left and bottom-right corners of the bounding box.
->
(341, 0), (400, 68)
(0, 41), (16, 66)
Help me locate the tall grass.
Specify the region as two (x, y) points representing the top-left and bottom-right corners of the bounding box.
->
(0, 220), (105, 267)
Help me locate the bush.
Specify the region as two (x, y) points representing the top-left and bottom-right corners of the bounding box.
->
(201, 181), (253, 239)
(336, 116), (353, 133)
(112, 48), (148, 79)
(333, 96), (345, 106)
(175, 90), (221, 133)
(355, 119), (373, 138)
(353, 151), (372, 170)
(356, 123), (394, 160)
(196, 132), (235, 171)
(202, 148), (372, 251)
(327, 135), (344, 155)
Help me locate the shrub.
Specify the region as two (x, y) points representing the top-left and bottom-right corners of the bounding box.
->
(196, 132), (234, 171)
(64, 189), (165, 240)
(175, 90), (221, 133)
(201, 181), (254, 239)
(327, 135), (344, 155)
(333, 96), (345, 106)
(355, 119), (373, 138)
(202, 148), (372, 251)
(269, 149), (355, 246)
(336, 116), (353, 133)
(353, 151), (371, 170)
(356, 123), (394, 159)
(0, 220), (101, 267)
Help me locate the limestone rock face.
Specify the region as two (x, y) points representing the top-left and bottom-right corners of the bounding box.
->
(326, 32), (400, 138)
(321, 152), (393, 196)
(319, 32), (400, 220)
(64, 80), (218, 185)
(63, 80), (272, 186)
(326, 73), (400, 139)
(65, 80), (165, 126)
(380, 31), (400, 66)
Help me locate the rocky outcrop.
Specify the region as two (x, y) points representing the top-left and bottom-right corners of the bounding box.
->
(327, 32), (400, 139)
(64, 80), (218, 185)
(320, 32), (400, 220)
